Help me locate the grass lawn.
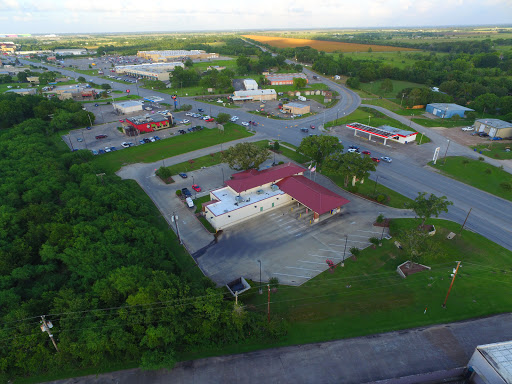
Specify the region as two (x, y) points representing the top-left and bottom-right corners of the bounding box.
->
(362, 98), (425, 116)
(326, 107), (431, 144)
(194, 97), (240, 109)
(412, 117), (475, 128)
(359, 80), (427, 99)
(80, 94), (141, 104)
(307, 93), (339, 107)
(472, 142), (512, 160)
(0, 83), (27, 93)
(262, 83), (329, 93)
(92, 124), (253, 173)
(183, 218), (512, 358)
(277, 146), (311, 164)
(148, 85), (208, 97)
(429, 156), (512, 201)
(191, 59), (236, 71)
(340, 51), (429, 69)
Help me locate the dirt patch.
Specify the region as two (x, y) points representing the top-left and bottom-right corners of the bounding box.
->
(430, 126), (503, 147)
(398, 261), (430, 277)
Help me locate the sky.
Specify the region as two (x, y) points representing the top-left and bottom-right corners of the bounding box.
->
(0, 0), (511, 34)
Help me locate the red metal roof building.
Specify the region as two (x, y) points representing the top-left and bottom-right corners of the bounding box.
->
(125, 114), (171, 133)
(346, 122), (417, 144)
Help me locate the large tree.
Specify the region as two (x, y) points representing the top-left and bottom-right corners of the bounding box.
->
(293, 77), (307, 89)
(298, 135), (343, 167)
(406, 192), (453, 226)
(215, 112), (231, 124)
(222, 142), (270, 170)
(324, 152), (376, 187)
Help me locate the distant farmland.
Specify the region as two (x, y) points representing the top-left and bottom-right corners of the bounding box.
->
(242, 35), (417, 53)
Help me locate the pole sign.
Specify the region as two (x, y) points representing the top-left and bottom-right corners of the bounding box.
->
(433, 147), (440, 164)
(126, 89), (130, 93)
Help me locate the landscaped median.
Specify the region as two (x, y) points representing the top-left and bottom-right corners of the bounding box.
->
(429, 156), (512, 201)
(181, 218), (512, 358)
(92, 123), (253, 173)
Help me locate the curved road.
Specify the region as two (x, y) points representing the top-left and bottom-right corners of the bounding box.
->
(20, 59), (512, 252)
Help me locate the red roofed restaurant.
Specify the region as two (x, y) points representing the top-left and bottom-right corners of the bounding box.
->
(125, 114), (171, 133)
(203, 163), (349, 230)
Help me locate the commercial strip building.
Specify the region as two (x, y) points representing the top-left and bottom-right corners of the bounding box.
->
(5, 88), (36, 96)
(426, 103), (474, 119)
(346, 122), (418, 144)
(0, 42), (16, 53)
(125, 114), (172, 133)
(137, 50), (219, 62)
(474, 119), (512, 139)
(114, 62), (184, 81)
(467, 340), (512, 383)
(265, 73), (308, 86)
(54, 49), (88, 56)
(282, 102), (310, 115)
(231, 89), (277, 102)
(113, 100), (143, 115)
(203, 163), (349, 230)
(43, 85), (98, 100)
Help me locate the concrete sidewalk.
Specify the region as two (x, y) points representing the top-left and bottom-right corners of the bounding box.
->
(44, 313), (512, 384)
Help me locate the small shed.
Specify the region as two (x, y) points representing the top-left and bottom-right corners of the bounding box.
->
(282, 102), (310, 115)
(243, 79), (258, 91)
(426, 103), (474, 119)
(474, 119), (512, 139)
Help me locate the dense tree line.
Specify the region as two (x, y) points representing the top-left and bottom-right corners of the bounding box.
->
(0, 97), (282, 381)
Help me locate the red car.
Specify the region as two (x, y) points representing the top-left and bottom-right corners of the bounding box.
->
(362, 150), (371, 156)
(119, 119), (125, 123)
(310, 125), (315, 129)
(192, 184), (202, 192)
(371, 157), (380, 163)
(95, 134), (108, 139)
(205, 118), (214, 122)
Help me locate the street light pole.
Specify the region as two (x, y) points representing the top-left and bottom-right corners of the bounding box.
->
(258, 259), (262, 294)
(443, 140), (451, 165)
(373, 175), (379, 196)
(343, 235), (348, 264)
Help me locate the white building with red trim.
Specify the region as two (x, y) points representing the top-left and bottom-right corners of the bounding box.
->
(346, 122), (417, 145)
(202, 163), (349, 230)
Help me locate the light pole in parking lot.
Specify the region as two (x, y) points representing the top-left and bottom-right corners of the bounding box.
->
(343, 235), (348, 265)
(172, 212), (183, 245)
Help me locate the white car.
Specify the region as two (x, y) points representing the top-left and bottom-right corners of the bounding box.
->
(182, 119), (190, 124)
(231, 116), (239, 120)
(241, 122), (249, 126)
(121, 142), (130, 148)
(104, 147), (111, 153)
(185, 112), (193, 116)
(202, 116), (211, 121)
(380, 156), (392, 163)
(462, 126), (474, 131)
(149, 137), (156, 142)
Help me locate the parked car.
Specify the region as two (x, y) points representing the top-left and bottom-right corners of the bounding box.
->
(154, 136), (160, 141)
(241, 122), (250, 126)
(300, 127), (309, 133)
(202, 115), (211, 121)
(178, 129), (186, 134)
(98, 149), (105, 154)
(77, 137), (83, 142)
(310, 125), (316, 129)
(139, 139), (145, 144)
(119, 119), (125, 123)
(251, 121), (258, 126)
(461, 126), (474, 131)
(231, 116), (239, 121)
(95, 134), (108, 139)
(121, 142), (130, 148)
(91, 150), (99, 155)
(104, 147), (111, 153)
(182, 119), (190, 124)
(205, 118), (214, 122)
(380, 156), (392, 163)
(185, 112), (193, 116)
(371, 157), (380, 163)
(149, 137), (156, 142)
(198, 108), (204, 112)
(181, 187), (192, 197)
(347, 145), (360, 153)
(179, 173), (188, 179)
(362, 150), (371, 156)
(94, 103), (99, 107)
(185, 197), (195, 208)
(491, 136), (503, 141)
(143, 138), (151, 143)
(86, 126), (92, 130)
(192, 184), (202, 192)
(478, 132), (489, 137)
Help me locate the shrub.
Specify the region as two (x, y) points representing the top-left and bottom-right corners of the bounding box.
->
(269, 277), (279, 289)
(478, 156), (485, 161)
(500, 181), (512, 191)
(376, 214), (385, 223)
(484, 168), (492, 174)
(273, 141), (280, 151)
(349, 247), (360, 257)
(175, 190), (182, 197)
(156, 166), (172, 180)
(376, 194), (388, 203)
(369, 237), (380, 247)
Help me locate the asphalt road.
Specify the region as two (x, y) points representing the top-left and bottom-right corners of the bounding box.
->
(20, 59), (512, 253)
(44, 312), (512, 384)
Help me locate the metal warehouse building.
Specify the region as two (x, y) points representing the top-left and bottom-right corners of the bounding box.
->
(474, 119), (512, 138)
(113, 100), (143, 115)
(426, 103), (474, 119)
(265, 73), (308, 86)
(137, 50), (219, 62)
(282, 102), (310, 115)
(115, 62), (184, 81)
(231, 89), (277, 102)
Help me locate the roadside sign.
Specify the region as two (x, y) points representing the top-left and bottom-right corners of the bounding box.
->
(126, 89), (130, 93)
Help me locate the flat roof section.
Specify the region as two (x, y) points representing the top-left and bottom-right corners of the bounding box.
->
(477, 341), (512, 383)
(208, 186), (285, 217)
(114, 100), (142, 108)
(284, 102), (308, 109)
(277, 175), (350, 215)
(226, 162), (306, 193)
(127, 114), (168, 125)
(346, 122), (417, 138)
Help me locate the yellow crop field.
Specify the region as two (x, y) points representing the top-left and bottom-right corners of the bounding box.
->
(242, 35), (417, 53)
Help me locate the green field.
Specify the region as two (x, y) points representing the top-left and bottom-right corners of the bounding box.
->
(339, 51), (436, 69)
(262, 82), (329, 93)
(472, 142), (512, 160)
(412, 116), (475, 128)
(191, 59), (237, 71)
(359, 79), (427, 99)
(182, 218), (512, 358)
(430, 156), (512, 201)
(92, 124), (253, 173)
(361, 98), (426, 116)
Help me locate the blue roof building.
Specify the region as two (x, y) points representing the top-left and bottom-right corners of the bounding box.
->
(426, 103), (474, 119)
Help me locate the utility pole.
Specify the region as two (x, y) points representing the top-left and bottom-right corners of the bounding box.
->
(443, 140), (451, 165)
(40, 316), (59, 352)
(442, 261), (461, 308)
(343, 235), (348, 265)
(172, 212), (183, 245)
(459, 208), (472, 234)
(267, 284), (270, 323)
(258, 259), (262, 294)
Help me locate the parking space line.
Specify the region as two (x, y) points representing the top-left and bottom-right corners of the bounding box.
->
(329, 240), (370, 245)
(285, 266), (324, 272)
(310, 254), (343, 260)
(273, 272), (311, 279)
(299, 260), (328, 265)
(356, 230), (382, 234)
(319, 249), (343, 253)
